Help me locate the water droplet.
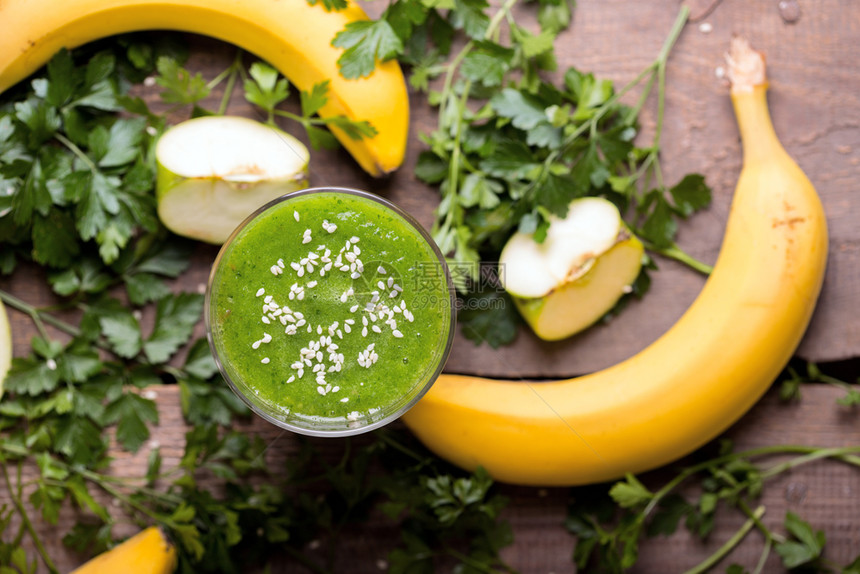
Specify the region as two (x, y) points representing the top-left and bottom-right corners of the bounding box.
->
(402, 357), (409, 364)
(784, 481), (808, 503)
(778, 0), (801, 23)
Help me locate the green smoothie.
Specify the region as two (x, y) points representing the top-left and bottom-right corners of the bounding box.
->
(206, 189), (454, 434)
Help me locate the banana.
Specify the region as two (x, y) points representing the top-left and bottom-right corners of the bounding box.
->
(71, 526), (176, 574)
(402, 38), (829, 486)
(0, 0), (408, 177)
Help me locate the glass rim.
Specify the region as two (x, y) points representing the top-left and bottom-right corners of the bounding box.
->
(204, 186), (456, 437)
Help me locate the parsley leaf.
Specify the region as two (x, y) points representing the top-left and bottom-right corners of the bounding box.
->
(155, 56), (211, 105)
(143, 293), (204, 363)
(776, 512), (826, 569)
(460, 41), (515, 87)
(669, 174), (711, 217)
(457, 290), (520, 348)
(94, 299), (143, 358)
(638, 193), (678, 249)
(103, 392), (159, 452)
(333, 20), (404, 79)
(243, 62), (289, 119)
(306, 0), (348, 11)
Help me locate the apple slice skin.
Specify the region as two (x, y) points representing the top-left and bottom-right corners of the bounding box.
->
(513, 233), (644, 341)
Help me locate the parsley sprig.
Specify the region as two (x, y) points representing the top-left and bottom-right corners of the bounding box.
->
(567, 441), (860, 573)
(330, 2), (713, 345)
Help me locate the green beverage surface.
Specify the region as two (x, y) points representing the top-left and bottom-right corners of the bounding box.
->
(208, 191), (452, 427)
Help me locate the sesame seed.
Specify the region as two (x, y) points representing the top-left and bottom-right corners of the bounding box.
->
(353, 246), (361, 256)
(297, 267), (305, 277)
(350, 236), (360, 243)
(340, 398), (349, 403)
(256, 288), (266, 297)
(362, 327), (368, 337)
(327, 224), (337, 233)
(286, 325), (297, 335)
(297, 292), (305, 300)
(262, 316), (271, 324)
(351, 272), (361, 279)
(302, 236), (312, 244)
(337, 329), (343, 339)
(294, 210), (300, 221)
(317, 325), (323, 334)
(252, 341), (261, 349)
(262, 333), (272, 343)
(287, 376), (295, 383)
(377, 266), (386, 274)
(372, 325), (382, 334)
(393, 330), (403, 338)
(377, 281), (385, 290)
(344, 324), (351, 333)
(350, 305), (359, 313)
(317, 387), (326, 396)
(270, 265), (283, 275)
(261, 357), (270, 364)
(278, 258), (286, 268)
(308, 281), (318, 288)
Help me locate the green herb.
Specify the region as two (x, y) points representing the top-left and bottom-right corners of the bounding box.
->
(330, 1), (711, 346)
(242, 61), (377, 149)
(566, 441), (860, 573)
(780, 361), (860, 406)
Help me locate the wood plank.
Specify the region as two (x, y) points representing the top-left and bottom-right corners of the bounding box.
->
(3, 385), (859, 573)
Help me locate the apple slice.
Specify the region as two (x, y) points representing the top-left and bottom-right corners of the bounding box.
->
(0, 299), (11, 398)
(156, 116), (310, 244)
(499, 197), (644, 341)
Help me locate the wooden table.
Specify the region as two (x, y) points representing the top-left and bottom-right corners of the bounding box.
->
(3, 0), (860, 571)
